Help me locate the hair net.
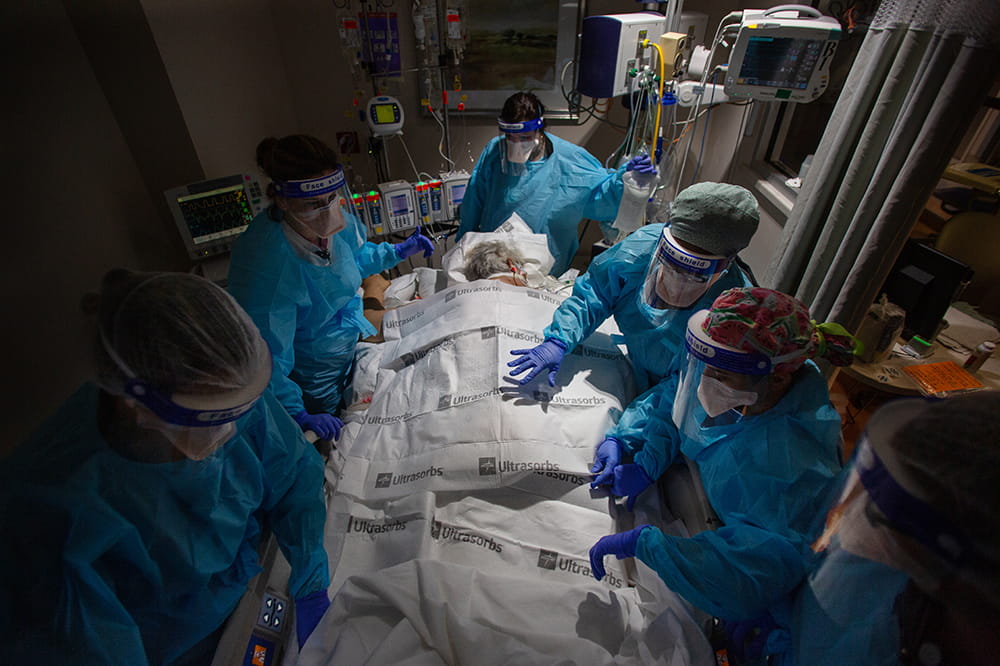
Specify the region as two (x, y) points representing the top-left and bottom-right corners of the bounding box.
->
(888, 391), (1000, 579)
(463, 240), (526, 281)
(93, 269), (271, 397)
(702, 287), (856, 374)
(668, 182), (759, 257)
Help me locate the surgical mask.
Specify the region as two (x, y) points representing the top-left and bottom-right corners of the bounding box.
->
(506, 137), (539, 164)
(274, 168), (352, 238)
(288, 201), (347, 238)
(696, 375), (758, 417)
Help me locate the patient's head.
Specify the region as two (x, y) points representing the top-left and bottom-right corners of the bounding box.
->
(463, 240), (528, 285)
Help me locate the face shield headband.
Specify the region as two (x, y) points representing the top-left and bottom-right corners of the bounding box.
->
(684, 312), (772, 376)
(99, 328), (271, 427)
(855, 434), (977, 568)
(497, 116), (543, 134)
(272, 167), (346, 198)
(659, 227), (730, 280)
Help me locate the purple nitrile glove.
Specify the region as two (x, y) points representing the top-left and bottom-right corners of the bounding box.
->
(611, 463), (653, 511)
(590, 436), (623, 488)
(394, 226), (435, 259)
(294, 589), (331, 650)
(293, 411), (344, 441)
(507, 339), (567, 387)
(589, 525), (652, 581)
(625, 154), (657, 175)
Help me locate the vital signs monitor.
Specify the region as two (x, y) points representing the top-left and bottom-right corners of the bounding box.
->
(724, 6), (840, 102)
(165, 174), (268, 260)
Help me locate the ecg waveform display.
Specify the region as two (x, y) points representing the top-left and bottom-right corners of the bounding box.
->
(176, 184), (252, 245)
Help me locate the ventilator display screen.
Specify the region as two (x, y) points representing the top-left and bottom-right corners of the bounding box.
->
(175, 184), (252, 245)
(736, 36), (823, 90)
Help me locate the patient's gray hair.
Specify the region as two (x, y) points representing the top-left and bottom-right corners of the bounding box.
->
(463, 240), (526, 281)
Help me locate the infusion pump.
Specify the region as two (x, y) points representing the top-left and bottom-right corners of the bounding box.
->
(353, 172), (470, 237)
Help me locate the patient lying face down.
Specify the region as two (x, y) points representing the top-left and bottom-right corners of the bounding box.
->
(363, 240), (533, 340)
(461, 240), (530, 286)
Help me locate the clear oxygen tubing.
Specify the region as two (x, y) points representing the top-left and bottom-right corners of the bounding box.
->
(674, 11), (743, 195)
(607, 39), (666, 242)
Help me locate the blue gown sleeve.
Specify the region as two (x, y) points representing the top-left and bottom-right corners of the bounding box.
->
(543, 244), (626, 351)
(255, 392), (330, 599)
(343, 211), (400, 276)
(355, 241), (400, 276)
(258, 299), (307, 417)
(606, 369), (683, 480)
(581, 162), (626, 222)
(0, 484), (153, 665)
(455, 141), (495, 241)
(636, 522), (811, 621)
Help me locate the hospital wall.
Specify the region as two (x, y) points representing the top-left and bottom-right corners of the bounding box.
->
(1, 0), (777, 455)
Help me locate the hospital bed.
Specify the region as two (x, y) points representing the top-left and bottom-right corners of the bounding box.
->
(212, 245), (718, 665)
(302, 278), (714, 664)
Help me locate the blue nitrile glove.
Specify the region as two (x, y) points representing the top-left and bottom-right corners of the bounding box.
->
(589, 525), (652, 581)
(295, 589), (331, 650)
(394, 226), (435, 259)
(293, 411), (344, 441)
(625, 154), (657, 174)
(507, 339), (568, 387)
(590, 437), (623, 488)
(612, 463), (653, 511)
(723, 613), (779, 663)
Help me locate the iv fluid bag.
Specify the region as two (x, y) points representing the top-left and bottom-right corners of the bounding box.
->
(611, 170), (656, 243)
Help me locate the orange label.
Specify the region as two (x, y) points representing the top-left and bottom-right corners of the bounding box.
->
(251, 644), (268, 666)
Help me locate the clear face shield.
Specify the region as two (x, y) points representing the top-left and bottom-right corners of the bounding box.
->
(273, 167), (354, 239)
(101, 330), (272, 461)
(498, 116), (544, 176)
(812, 400), (980, 597)
(671, 310), (773, 441)
(639, 228), (731, 324)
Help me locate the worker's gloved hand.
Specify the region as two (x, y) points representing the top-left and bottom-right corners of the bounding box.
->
(294, 589), (331, 650)
(722, 613), (779, 663)
(507, 339), (568, 386)
(625, 154), (657, 175)
(589, 525), (652, 581)
(293, 411), (344, 441)
(612, 463), (653, 511)
(394, 226), (435, 259)
(590, 437), (623, 488)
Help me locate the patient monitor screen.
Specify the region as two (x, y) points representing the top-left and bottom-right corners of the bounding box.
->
(737, 36), (823, 90)
(175, 184), (252, 245)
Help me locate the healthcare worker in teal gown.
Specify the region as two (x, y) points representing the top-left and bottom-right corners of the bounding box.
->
(766, 392), (1000, 666)
(228, 135), (432, 442)
(0, 270), (330, 665)
(507, 182), (759, 394)
(457, 91), (635, 277)
(589, 288), (858, 629)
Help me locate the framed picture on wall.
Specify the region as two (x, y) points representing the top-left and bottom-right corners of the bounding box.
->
(455, 0), (581, 120)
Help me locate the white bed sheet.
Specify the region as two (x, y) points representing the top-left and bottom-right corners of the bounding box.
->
(295, 280), (713, 665)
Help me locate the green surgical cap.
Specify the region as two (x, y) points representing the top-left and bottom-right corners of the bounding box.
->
(669, 182), (759, 257)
